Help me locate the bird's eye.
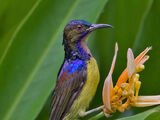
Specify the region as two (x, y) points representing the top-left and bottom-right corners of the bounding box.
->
(77, 25), (82, 30)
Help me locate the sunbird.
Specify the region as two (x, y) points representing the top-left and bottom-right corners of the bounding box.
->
(50, 20), (112, 120)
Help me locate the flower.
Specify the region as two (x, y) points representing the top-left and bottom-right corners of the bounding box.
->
(102, 43), (160, 117)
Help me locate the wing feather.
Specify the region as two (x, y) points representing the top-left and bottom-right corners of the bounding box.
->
(50, 60), (87, 120)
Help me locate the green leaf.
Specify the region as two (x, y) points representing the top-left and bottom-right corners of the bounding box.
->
(118, 107), (160, 120)
(133, 0), (160, 96)
(0, 0), (109, 120)
(0, 0), (38, 60)
(145, 111), (160, 120)
(118, 109), (155, 120)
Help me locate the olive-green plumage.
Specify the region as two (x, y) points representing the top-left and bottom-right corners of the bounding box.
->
(50, 20), (112, 120)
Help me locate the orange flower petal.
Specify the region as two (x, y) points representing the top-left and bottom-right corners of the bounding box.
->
(127, 48), (136, 77)
(103, 74), (113, 111)
(116, 47), (151, 87)
(139, 55), (149, 64)
(103, 43), (118, 111)
(135, 47), (152, 65)
(134, 95), (160, 107)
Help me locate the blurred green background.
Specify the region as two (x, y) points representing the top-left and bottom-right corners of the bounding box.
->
(0, 0), (160, 120)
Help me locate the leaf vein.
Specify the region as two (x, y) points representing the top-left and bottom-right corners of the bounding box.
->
(2, 0), (80, 119)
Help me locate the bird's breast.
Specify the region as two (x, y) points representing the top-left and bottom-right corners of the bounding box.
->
(65, 57), (100, 119)
(79, 57), (100, 107)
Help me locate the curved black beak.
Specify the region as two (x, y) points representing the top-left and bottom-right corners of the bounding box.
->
(87, 24), (112, 32)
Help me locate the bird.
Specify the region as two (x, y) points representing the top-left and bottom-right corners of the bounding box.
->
(50, 20), (112, 120)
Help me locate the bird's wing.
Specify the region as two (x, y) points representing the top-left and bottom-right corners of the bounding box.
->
(50, 60), (87, 120)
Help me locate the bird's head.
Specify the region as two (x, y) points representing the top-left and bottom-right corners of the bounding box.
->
(63, 20), (112, 45)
